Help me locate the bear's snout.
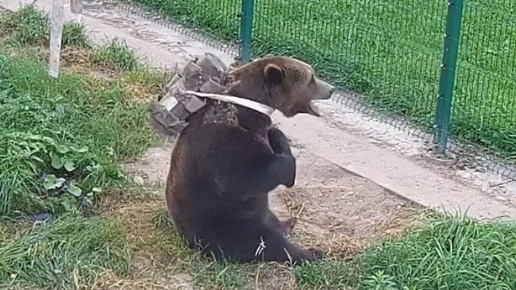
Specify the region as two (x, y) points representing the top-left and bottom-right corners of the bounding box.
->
(312, 77), (334, 100)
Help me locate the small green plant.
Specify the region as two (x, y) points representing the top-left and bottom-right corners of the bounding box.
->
(42, 142), (104, 213)
(0, 4), (49, 45)
(0, 131), (111, 215)
(362, 271), (398, 290)
(295, 259), (355, 289)
(91, 38), (139, 71)
(62, 21), (90, 48)
(295, 261), (330, 287)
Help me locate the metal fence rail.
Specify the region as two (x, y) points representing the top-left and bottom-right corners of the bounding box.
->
(128, 0), (516, 173)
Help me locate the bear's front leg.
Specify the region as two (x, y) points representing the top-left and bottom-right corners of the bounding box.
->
(268, 126), (292, 156)
(213, 127), (296, 195)
(214, 152), (296, 194)
(268, 154), (296, 188)
(267, 127), (296, 188)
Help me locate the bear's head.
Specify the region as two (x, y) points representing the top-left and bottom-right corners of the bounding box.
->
(226, 55), (335, 117)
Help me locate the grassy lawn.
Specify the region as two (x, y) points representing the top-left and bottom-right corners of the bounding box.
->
(126, 0), (516, 160)
(0, 5), (167, 217)
(0, 5), (162, 288)
(2, 4), (516, 290)
(296, 212), (516, 289)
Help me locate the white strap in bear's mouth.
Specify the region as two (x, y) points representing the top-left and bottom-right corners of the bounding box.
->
(183, 90), (275, 116)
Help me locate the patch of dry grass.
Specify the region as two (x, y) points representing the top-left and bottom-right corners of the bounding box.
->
(89, 188), (428, 290)
(281, 187), (426, 260)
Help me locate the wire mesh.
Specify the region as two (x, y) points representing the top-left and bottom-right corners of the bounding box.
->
(452, 0), (516, 161)
(252, 0), (447, 136)
(117, 0), (516, 178)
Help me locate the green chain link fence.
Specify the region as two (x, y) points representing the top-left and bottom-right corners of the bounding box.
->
(122, 0), (516, 176)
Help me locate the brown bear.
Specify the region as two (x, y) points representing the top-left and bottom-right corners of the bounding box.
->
(165, 55), (334, 265)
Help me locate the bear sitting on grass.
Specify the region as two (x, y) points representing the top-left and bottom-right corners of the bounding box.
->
(165, 55), (334, 265)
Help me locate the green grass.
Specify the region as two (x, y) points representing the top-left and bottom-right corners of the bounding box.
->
(62, 21), (91, 48)
(295, 213), (516, 290)
(0, 6), (160, 217)
(0, 4), (90, 48)
(0, 214), (131, 289)
(90, 38), (140, 71)
(0, 6), (163, 289)
(0, 51), (156, 216)
(123, 0), (516, 160)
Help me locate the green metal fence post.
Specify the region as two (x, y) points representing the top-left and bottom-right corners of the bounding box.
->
(238, 0), (255, 63)
(434, 0), (465, 154)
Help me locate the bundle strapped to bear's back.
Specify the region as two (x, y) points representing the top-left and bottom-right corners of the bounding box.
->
(148, 53), (230, 137)
(148, 53), (274, 137)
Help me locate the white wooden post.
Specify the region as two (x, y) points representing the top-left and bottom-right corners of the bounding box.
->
(48, 0), (65, 78)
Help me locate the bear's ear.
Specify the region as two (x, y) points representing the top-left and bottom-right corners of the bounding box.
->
(263, 63), (285, 85)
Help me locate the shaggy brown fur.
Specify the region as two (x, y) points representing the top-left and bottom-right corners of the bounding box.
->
(165, 55), (334, 265)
